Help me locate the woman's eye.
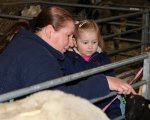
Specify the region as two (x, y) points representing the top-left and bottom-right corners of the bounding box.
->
(68, 34), (74, 39)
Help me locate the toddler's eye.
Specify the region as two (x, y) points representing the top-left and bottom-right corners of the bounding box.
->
(93, 42), (97, 44)
(72, 35), (75, 39)
(83, 42), (88, 44)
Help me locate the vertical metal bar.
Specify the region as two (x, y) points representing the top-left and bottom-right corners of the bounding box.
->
(144, 9), (149, 48)
(147, 10), (150, 47)
(142, 53), (150, 99)
(141, 9), (149, 52)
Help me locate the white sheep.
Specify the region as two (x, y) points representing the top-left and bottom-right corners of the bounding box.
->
(0, 90), (109, 120)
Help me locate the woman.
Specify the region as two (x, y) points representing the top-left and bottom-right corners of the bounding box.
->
(0, 6), (75, 94)
(0, 6), (135, 99)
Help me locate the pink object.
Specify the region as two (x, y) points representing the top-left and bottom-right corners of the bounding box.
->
(82, 56), (91, 62)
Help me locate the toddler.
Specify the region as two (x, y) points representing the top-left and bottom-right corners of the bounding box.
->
(63, 20), (122, 119)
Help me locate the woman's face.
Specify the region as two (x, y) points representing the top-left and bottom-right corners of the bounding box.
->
(51, 20), (75, 53)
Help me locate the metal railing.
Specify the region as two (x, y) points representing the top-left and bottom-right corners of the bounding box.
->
(0, 53), (149, 120)
(0, 53), (149, 103)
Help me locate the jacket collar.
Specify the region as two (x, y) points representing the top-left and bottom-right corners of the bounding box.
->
(72, 48), (101, 59)
(72, 47), (102, 54)
(67, 49), (99, 62)
(20, 29), (64, 60)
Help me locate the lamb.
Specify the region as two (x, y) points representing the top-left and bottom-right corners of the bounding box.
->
(125, 94), (150, 120)
(0, 90), (109, 120)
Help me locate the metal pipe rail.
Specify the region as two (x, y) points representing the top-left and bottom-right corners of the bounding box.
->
(127, 20), (142, 24)
(96, 11), (145, 23)
(0, 1), (142, 11)
(0, 53), (148, 102)
(103, 27), (142, 39)
(108, 3), (150, 10)
(107, 43), (143, 56)
(118, 53), (134, 57)
(108, 22), (140, 27)
(112, 37), (141, 43)
(117, 69), (136, 79)
(0, 14), (32, 20)
(0, 0), (40, 5)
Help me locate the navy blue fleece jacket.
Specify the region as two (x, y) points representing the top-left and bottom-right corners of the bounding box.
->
(0, 29), (110, 100)
(63, 51), (121, 119)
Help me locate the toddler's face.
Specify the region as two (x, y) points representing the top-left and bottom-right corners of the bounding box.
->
(76, 30), (98, 56)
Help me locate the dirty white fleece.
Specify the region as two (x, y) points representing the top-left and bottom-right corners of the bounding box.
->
(0, 90), (109, 120)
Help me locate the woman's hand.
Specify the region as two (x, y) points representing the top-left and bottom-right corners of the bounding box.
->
(106, 76), (136, 95)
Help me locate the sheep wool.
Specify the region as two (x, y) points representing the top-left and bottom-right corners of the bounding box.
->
(0, 90), (109, 120)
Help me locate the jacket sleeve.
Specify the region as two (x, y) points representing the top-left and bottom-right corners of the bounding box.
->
(20, 52), (63, 87)
(57, 74), (110, 100)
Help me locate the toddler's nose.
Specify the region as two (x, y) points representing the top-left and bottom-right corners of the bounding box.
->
(88, 44), (93, 49)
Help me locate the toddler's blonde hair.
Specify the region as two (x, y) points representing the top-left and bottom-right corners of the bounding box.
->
(75, 20), (104, 49)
